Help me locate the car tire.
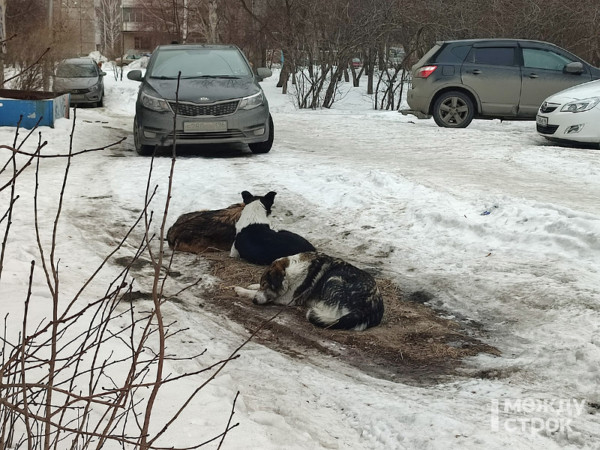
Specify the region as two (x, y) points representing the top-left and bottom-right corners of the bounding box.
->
(248, 115), (274, 154)
(432, 91), (475, 128)
(96, 95), (104, 108)
(133, 116), (154, 156)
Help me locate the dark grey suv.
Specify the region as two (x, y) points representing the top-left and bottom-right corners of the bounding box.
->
(403, 39), (600, 128)
(128, 44), (273, 155)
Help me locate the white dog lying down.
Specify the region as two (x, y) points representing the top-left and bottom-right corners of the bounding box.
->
(235, 252), (384, 331)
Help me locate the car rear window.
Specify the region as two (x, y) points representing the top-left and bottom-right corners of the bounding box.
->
(56, 63), (98, 78)
(434, 44), (471, 63)
(466, 47), (516, 66)
(149, 48), (252, 79)
(415, 43), (442, 66)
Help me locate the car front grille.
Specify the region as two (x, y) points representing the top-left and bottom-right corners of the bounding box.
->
(71, 88), (91, 94)
(173, 130), (245, 140)
(169, 100), (239, 117)
(537, 124), (559, 135)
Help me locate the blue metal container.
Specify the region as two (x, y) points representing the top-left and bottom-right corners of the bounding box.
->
(0, 89), (70, 129)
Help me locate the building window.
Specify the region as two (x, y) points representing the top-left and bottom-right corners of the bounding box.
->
(123, 7), (145, 23)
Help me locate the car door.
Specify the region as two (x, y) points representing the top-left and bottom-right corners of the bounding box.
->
(518, 45), (593, 117)
(461, 44), (521, 116)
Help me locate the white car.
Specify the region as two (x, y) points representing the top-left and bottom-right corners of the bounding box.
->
(536, 79), (600, 147)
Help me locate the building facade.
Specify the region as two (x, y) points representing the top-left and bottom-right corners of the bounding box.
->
(121, 0), (152, 54)
(57, 0), (98, 55)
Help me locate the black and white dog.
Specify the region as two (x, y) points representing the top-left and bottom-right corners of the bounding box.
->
(230, 191), (315, 265)
(235, 252), (384, 331)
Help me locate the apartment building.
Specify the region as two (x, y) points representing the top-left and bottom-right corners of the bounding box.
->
(121, 0), (152, 54)
(52, 0), (266, 61)
(56, 0), (97, 55)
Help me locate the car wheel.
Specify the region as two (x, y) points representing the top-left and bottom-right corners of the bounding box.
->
(432, 91), (475, 128)
(248, 115), (274, 154)
(96, 95), (104, 108)
(133, 116), (153, 156)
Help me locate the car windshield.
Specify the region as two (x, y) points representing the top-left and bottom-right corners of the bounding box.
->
(56, 63), (98, 78)
(148, 48), (252, 79)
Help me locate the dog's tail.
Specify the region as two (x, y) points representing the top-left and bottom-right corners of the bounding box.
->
(306, 300), (384, 331)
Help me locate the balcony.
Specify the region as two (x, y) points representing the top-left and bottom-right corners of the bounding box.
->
(122, 21), (146, 32)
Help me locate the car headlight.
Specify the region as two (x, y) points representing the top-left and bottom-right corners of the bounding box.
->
(560, 97), (600, 113)
(238, 92), (264, 110)
(140, 90), (171, 112)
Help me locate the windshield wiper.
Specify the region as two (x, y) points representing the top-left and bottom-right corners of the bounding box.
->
(151, 74), (242, 80)
(186, 75), (241, 79)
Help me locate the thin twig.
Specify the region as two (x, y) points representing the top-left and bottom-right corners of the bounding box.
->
(217, 391), (240, 450)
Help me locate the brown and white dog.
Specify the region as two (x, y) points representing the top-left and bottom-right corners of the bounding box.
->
(235, 252), (384, 330)
(167, 202), (244, 253)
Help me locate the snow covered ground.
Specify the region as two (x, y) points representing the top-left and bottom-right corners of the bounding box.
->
(1, 60), (599, 449)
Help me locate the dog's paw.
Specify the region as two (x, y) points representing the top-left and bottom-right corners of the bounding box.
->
(234, 286), (257, 299)
(248, 283), (260, 290)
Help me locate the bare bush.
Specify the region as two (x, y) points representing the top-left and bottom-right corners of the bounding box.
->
(0, 109), (242, 448)
(4, 3), (78, 90)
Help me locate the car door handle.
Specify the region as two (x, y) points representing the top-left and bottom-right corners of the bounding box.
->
(471, 69), (482, 75)
(528, 73), (539, 78)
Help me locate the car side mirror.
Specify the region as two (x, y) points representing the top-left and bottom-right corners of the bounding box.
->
(127, 70), (143, 82)
(256, 67), (272, 79)
(564, 61), (584, 74)
(100, 71), (107, 77)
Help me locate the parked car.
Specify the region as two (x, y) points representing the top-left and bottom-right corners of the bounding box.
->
(117, 50), (150, 66)
(403, 39), (600, 128)
(388, 46), (405, 67)
(351, 58), (361, 69)
(536, 79), (600, 147)
(53, 57), (106, 107)
(127, 44), (273, 155)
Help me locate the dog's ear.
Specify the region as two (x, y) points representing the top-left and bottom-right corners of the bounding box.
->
(241, 191), (254, 204)
(261, 191), (277, 213)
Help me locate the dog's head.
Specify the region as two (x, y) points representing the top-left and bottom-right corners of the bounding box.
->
(241, 191), (276, 216)
(253, 257), (290, 304)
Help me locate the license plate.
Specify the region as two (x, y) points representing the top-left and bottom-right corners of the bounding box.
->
(183, 121), (227, 132)
(536, 115), (548, 127)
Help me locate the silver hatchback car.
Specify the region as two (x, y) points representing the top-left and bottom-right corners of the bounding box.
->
(53, 58), (106, 107)
(127, 44), (273, 155)
(403, 39), (600, 128)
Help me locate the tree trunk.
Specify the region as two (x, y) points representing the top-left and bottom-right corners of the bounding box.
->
(0, 0), (7, 85)
(277, 63), (289, 94)
(208, 0), (218, 43)
(182, 0), (188, 43)
(367, 50), (374, 95)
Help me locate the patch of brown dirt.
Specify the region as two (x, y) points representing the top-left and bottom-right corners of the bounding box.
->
(195, 251), (499, 383)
